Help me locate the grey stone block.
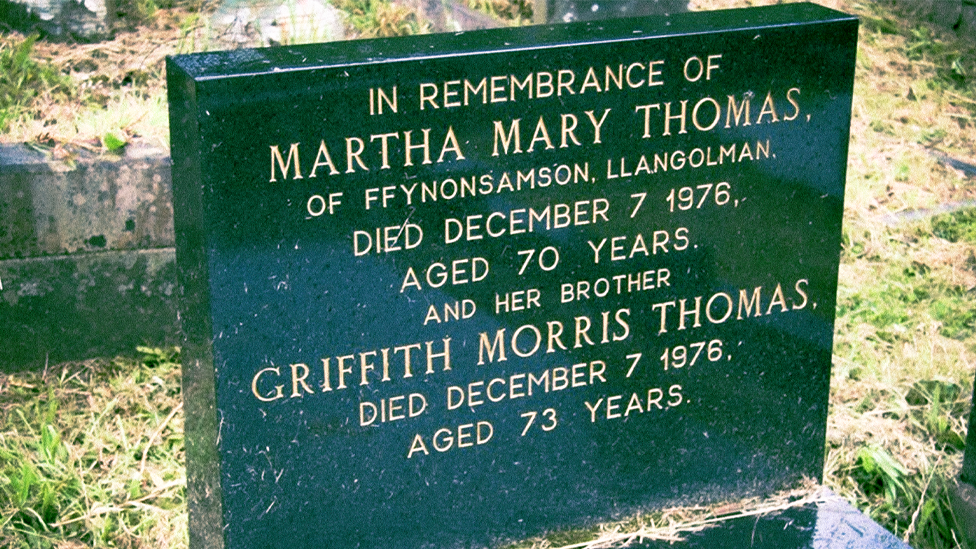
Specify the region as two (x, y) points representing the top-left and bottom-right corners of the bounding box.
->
(0, 248), (179, 371)
(962, 2), (976, 35)
(0, 144), (174, 259)
(932, 0), (962, 29)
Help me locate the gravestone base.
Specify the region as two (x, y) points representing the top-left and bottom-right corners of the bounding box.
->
(634, 490), (909, 549)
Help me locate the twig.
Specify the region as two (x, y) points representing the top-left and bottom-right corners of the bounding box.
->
(948, 113), (975, 121)
(946, 91), (976, 106)
(139, 401), (183, 478)
(904, 455), (942, 542)
(50, 480), (184, 528)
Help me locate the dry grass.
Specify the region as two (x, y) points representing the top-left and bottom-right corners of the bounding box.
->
(1, 11), (184, 151)
(0, 349), (186, 549)
(823, 2), (975, 545)
(537, 481), (825, 549)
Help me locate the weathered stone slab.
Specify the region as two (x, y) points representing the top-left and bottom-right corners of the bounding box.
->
(0, 144), (173, 259)
(168, 4), (858, 548)
(0, 0), (110, 40)
(0, 248), (179, 369)
(0, 144), (177, 370)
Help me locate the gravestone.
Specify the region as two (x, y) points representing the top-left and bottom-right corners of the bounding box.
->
(168, 4), (864, 548)
(952, 378), (976, 544)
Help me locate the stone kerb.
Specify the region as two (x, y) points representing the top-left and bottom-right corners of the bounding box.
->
(889, 0), (976, 38)
(0, 0), (111, 40)
(0, 143), (178, 370)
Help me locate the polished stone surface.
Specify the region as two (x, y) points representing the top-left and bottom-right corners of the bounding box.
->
(956, 374), (976, 544)
(168, 4), (858, 548)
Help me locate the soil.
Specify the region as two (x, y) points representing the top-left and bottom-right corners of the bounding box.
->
(2, 9), (191, 152)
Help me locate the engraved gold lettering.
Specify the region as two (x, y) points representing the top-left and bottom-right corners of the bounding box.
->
(561, 269), (670, 303)
(493, 110), (609, 156)
(585, 385), (684, 422)
(290, 363), (315, 397)
(477, 310), (630, 363)
(270, 143), (302, 182)
(637, 89), (802, 137)
(310, 140), (339, 176)
(400, 258), (489, 292)
(448, 360), (606, 411)
(360, 393), (427, 426)
(251, 366), (285, 402)
(648, 280), (812, 334)
(407, 422), (493, 458)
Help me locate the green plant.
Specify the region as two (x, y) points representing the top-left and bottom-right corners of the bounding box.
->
(837, 445), (962, 549)
(853, 446), (909, 505)
(335, 0), (427, 37)
(0, 34), (73, 132)
(933, 208), (976, 244)
(0, 350), (186, 549)
(905, 380), (966, 451)
(102, 129), (129, 152)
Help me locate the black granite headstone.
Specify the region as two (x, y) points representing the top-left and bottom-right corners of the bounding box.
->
(952, 378), (976, 544)
(167, 4), (858, 548)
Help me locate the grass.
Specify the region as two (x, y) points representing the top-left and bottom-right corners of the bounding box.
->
(333, 0), (428, 37)
(820, 0), (976, 544)
(0, 24), (179, 151)
(0, 0), (975, 548)
(0, 0), (527, 148)
(0, 34), (73, 133)
(830, 215), (975, 546)
(0, 348), (186, 549)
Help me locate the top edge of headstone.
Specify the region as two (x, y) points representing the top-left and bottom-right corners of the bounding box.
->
(166, 2), (855, 81)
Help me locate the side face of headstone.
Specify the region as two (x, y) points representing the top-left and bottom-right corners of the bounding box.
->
(167, 5), (858, 548)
